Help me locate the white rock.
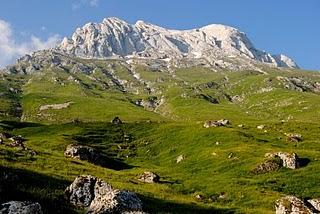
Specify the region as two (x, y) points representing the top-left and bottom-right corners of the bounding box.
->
(56, 17), (298, 69)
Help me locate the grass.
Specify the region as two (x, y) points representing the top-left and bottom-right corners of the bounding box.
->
(0, 120), (319, 213)
(0, 60), (320, 213)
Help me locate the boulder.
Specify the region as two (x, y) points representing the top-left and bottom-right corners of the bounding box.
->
(138, 172), (160, 183)
(64, 144), (101, 164)
(257, 125), (265, 130)
(286, 133), (302, 143)
(65, 175), (98, 207)
(0, 201), (43, 214)
(65, 175), (144, 214)
(308, 199), (320, 211)
(203, 119), (230, 128)
(275, 196), (314, 214)
(112, 117), (123, 125)
(266, 152), (300, 169)
(176, 155), (184, 163)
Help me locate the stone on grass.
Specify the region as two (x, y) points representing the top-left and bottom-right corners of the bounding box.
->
(0, 201), (43, 214)
(65, 175), (144, 214)
(266, 152), (300, 169)
(275, 196), (314, 214)
(138, 172), (160, 183)
(203, 119), (230, 128)
(176, 155), (184, 163)
(286, 133), (302, 143)
(64, 144), (101, 164)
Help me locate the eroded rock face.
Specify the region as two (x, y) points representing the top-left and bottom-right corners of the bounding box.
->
(0, 201), (43, 214)
(138, 172), (160, 183)
(275, 196), (314, 214)
(203, 119), (230, 128)
(65, 175), (144, 214)
(64, 144), (101, 164)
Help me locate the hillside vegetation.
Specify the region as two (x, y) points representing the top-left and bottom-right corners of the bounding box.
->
(0, 58), (320, 213)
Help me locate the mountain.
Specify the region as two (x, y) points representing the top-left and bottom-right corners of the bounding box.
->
(57, 17), (298, 69)
(1, 17), (320, 214)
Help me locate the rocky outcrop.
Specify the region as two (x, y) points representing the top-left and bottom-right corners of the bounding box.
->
(57, 17), (298, 69)
(64, 144), (101, 165)
(203, 119), (230, 128)
(65, 175), (144, 213)
(138, 172), (160, 183)
(0, 201), (43, 214)
(134, 96), (164, 111)
(277, 76), (320, 93)
(275, 196), (319, 214)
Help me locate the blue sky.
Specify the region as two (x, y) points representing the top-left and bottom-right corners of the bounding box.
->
(0, 0), (319, 70)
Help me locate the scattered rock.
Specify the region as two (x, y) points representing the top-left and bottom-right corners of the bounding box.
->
(257, 125), (265, 130)
(238, 124), (245, 128)
(286, 133), (302, 143)
(64, 144), (101, 164)
(231, 95), (244, 102)
(176, 155), (184, 163)
(204, 119), (230, 128)
(275, 196), (315, 214)
(0, 201), (43, 214)
(138, 171), (160, 183)
(111, 116), (123, 125)
(65, 175), (144, 213)
(9, 136), (26, 149)
(265, 152), (300, 169)
(195, 194), (204, 201)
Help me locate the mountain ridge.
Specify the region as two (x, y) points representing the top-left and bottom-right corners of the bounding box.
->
(57, 17), (298, 69)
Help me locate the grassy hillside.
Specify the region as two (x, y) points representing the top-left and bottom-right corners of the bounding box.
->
(0, 59), (320, 213)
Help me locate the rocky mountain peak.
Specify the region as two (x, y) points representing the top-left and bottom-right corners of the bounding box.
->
(56, 17), (298, 69)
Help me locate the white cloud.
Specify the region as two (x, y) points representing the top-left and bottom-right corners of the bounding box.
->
(72, 0), (100, 10)
(89, 0), (99, 6)
(0, 19), (61, 68)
